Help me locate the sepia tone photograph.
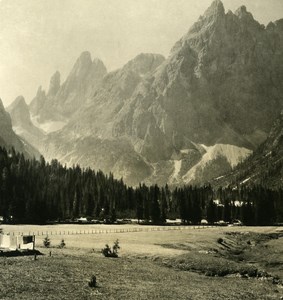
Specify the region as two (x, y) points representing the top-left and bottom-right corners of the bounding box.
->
(0, 0), (283, 299)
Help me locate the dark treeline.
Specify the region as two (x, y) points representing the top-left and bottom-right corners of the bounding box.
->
(0, 147), (283, 225)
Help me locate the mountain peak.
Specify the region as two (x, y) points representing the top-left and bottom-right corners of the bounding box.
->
(235, 5), (254, 21)
(92, 57), (107, 72)
(7, 95), (31, 130)
(29, 86), (47, 116)
(0, 97), (12, 128)
(237, 5), (247, 13)
(7, 96), (29, 114)
(92, 57), (103, 64)
(0, 98), (21, 152)
(36, 86), (46, 97)
(170, 0), (226, 55)
(78, 51), (92, 64)
(67, 52), (106, 82)
(14, 95), (25, 103)
(47, 51), (107, 118)
(7, 95), (28, 113)
(47, 71), (61, 97)
(0, 98), (5, 111)
(7, 96), (44, 154)
(211, 0), (224, 8)
(69, 51), (96, 78)
(204, 0), (225, 19)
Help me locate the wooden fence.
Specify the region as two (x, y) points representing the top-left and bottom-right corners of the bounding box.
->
(5, 225), (216, 237)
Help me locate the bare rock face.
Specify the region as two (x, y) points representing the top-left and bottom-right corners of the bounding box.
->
(123, 53), (166, 76)
(12, 1), (283, 186)
(57, 52), (166, 138)
(150, 0), (283, 151)
(42, 1), (283, 185)
(7, 96), (30, 127)
(29, 86), (47, 117)
(42, 53), (166, 184)
(7, 96), (44, 150)
(0, 98), (40, 158)
(213, 111), (283, 188)
(53, 51), (107, 117)
(47, 71), (61, 98)
(29, 51), (107, 123)
(0, 98), (14, 146)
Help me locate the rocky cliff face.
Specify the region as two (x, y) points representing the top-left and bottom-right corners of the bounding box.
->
(47, 70), (61, 98)
(7, 96), (44, 150)
(52, 52), (107, 118)
(147, 0), (283, 150)
(42, 53), (166, 185)
(0, 98), (40, 158)
(8, 96), (31, 128)
(29, 86), (47, 117)
(29, 51), (107, 123)
(99, 0), (283, 153)
(213, 111), (283, 188)
(10, 1), (283, 186)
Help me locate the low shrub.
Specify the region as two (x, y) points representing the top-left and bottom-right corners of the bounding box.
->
(204, 266), (231, 277)
(239, 266), (258, 277)
(101, 244), (113, 257)
(101, 239), (120, 258)
(43, 236), (51, 248)
(59, 239), (66, 249)
(88, 275), (96, 288)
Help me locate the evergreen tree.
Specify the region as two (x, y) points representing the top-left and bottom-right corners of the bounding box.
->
(206, 199), (216, 224)
(0, 146), (281, 226)
(149, 185), (161, 224)
(160, 188), (167, 223)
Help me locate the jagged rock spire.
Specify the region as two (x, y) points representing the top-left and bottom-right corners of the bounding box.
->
(7, 95), (31, 128)
(203, 0), (225, 19)
(47, 71), (61, 97)
(235, 5), (254, 21)
(0, 98), (5, 111)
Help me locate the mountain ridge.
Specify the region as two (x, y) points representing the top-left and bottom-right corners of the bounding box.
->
(212, 111), (283, 188)
(8, 1), (283, 186)
(0, 98), (40, 159)
(29, 51), (107, 123)
(7, 96), (45, 151)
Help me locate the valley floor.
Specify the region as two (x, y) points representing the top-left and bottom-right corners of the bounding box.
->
(0, 225), (283, 299)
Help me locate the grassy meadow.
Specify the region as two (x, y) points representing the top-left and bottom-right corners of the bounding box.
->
(0, 225), (283, 299)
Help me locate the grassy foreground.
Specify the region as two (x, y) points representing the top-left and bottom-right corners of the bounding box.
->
(0, 226), (283, 300)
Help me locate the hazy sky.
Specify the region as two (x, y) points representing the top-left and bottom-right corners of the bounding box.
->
(1, 0), (282, 106)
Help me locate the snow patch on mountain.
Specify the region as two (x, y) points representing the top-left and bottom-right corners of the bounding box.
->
(31, 116), (66, 133)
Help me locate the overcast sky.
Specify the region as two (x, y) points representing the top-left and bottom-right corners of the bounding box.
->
(1, 0), (282, 106)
